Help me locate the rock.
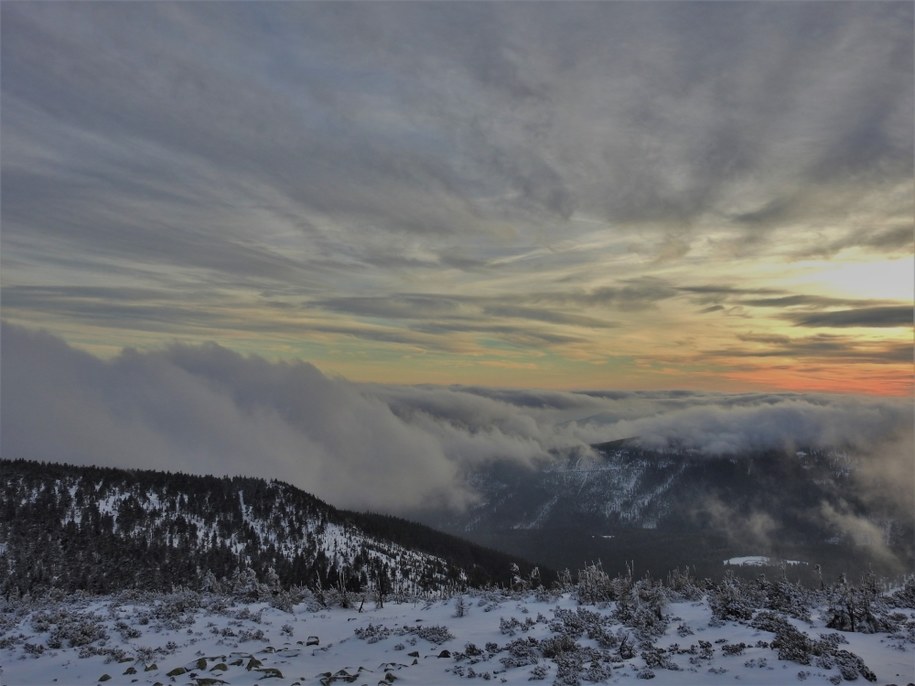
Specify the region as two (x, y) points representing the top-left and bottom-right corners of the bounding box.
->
(256, 667), (284, 679)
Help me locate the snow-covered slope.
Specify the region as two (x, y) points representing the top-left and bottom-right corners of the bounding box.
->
(1, 585), (912, 686)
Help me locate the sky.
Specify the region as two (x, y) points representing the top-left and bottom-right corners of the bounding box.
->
(1, 2), (913, 395)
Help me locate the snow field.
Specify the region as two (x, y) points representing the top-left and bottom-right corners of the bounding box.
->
(1, 591), (912, 686)
(724, 558), (807, 568)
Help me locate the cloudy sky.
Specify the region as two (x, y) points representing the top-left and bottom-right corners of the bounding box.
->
(2, 2), (912, 395)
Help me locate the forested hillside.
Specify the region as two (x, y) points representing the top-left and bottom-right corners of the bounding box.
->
(0, 459), (539, 597)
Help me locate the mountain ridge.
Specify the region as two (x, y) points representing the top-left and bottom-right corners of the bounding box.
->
(0, 458), (544, 597)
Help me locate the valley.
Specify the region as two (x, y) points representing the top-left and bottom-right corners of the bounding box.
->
(410, 441), (914, 581)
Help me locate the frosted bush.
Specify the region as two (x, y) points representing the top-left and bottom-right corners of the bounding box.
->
(499, 637), (540, 668)
(399, 624), (454, 645)
(825, 574), (897, 634)
(709, 580), (753, 622)
(354, 623), (392, 643)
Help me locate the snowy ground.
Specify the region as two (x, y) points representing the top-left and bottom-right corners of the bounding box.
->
(1, 591), (913, 686)
(723, 557), (807, 568)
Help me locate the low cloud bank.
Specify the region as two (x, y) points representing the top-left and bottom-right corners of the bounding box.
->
(1, 322), (911, 514)
(590, 395), (911, 456)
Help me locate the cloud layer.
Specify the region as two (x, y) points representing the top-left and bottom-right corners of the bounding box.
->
(1, 2), (912, 393)
(2, 323), (910, 513)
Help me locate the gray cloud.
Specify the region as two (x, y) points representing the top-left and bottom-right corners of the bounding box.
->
(538, 278), (680, 311)
(711, 333), (912, 365)
(685, 290), (912, 332)
(808, 225), (915, 259)
(0, 285), (223, 334)
(414, 321), (585, 347)
(786, 306), (913, 328)
(2, 3), (910, 314)
(0, 284), (610, 356)
(679, 285), (785, 307)
(741, 295), (892, 309)
(695, 496), (779, 551)
(482, 305), (618, 329)
(313, 295), (465, 321)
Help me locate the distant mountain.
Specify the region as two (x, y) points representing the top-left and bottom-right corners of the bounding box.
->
(0, 459), (542, 597)
(409, 441), (913, 579)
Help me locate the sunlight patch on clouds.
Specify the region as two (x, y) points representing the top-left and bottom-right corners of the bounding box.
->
(781, 256), (914, 302)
